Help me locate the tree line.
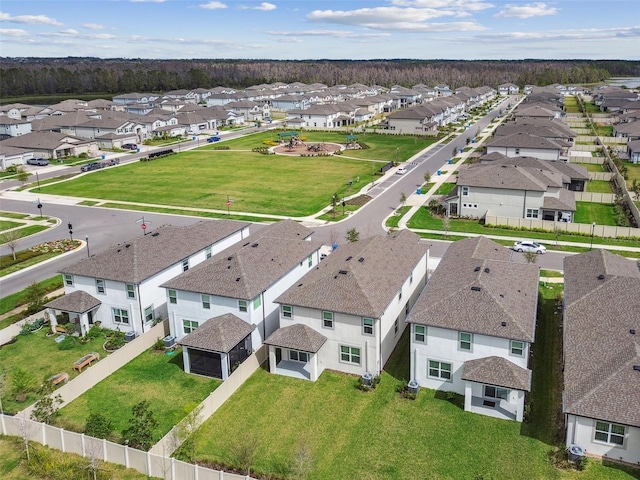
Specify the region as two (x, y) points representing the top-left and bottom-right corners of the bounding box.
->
(1, 58), (637, 98)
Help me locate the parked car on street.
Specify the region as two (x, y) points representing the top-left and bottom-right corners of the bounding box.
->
(512, 241), (547, 254)
(207, 136), (221, 143)
(396, 167), (407, 175)
(26, 158), (49, 166)
(80, 162), (104, 172)
(121, 143), (138, 150)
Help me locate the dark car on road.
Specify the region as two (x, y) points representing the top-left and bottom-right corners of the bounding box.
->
(206, 136), (221, 143)
(121, 143), (138, 150)
(26, 158), (49, 166)
(80, 162), (104, 172)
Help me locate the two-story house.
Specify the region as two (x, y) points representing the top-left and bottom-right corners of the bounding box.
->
(46, 220), (250, 337)
(161, 220), (323, 379)
(407, 236), (539, 422)
(266, 230), (427, 381)
(563, 249), (640, 464)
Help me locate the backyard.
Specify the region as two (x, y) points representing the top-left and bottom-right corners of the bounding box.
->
(573, 202), (617, 226)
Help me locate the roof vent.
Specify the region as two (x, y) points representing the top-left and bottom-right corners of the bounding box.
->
(236, 277), (240, 282)
(339, 270), (348, 275)
(125, 244), (130, 248)
(471, 286), (481, 292)
(117, 249), (121, 252)
(227, 256), (233, 261)
(499, 293), (504, 298)
(631, 329), (636, 335)
(484, 268), (490, 273)
(151, 232), (159, 237)
(346, 256), (353, 261)
(298, 283), (303, 287)
(358, 257), (364, 263)
(251, 243), (259, 248)
(501, 321), (507, 327)
(634, 366), (640, 372)
(597, 274), (605, 280)
(474, 266), (481, 272)
(243, 242), (250, 246)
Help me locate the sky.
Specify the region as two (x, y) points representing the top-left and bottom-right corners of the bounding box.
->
(1, 0), (639, 60)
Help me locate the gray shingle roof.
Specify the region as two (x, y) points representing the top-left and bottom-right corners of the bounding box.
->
(265, 324), (327, 353)
(486, 132), (563, 150)
(542, 189), (576, 211)
(179, 313), (255, 353)
(275, 230), (426, 318)
(563, 249), (640, 427)
(457, 163), (563, 192)
(462, 356), (532, 391)
(45, 290), (101, 314)
(163, 220), (320, 300)
(409, 237), (539, 342)
(61, 220), (249, 283)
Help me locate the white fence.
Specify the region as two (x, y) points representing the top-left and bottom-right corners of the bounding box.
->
(588, 172), (614, 181)
(151, 346), (268, 456)
(572, 144), (599, 152)
(485, 215), (640, 239)
(574, 192), (615, 203)
(0, 414), (253, 480)
(569, 156), (603, 165)
(18, 320), (169, 418)
(0, 310), (48, 346)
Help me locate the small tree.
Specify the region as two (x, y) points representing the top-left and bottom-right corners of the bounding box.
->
(345, 228), (360, 243)
(291, 439), (313, 480)
(11, 367), (37, 401)
(0, 229), (23, 261)
(231, 434), (260, 476)
(22, 281), (47, 315)
(122, 400), (158, 451)
(441, 216), (451, 238)
(16, 167), (29, 185)
(31, 388), (63, 424)
(523, 251), (538, 264)
(399, 192), (407, 207)
(632, 179), (640, 201)
(424, 170), (431, 184)
(85, 412), (114, 439)
(553, 225), (562, 247)
(331, 193), (338, 218)
(173, 404), (203, 463)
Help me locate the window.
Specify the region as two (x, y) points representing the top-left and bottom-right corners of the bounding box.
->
(414, 325), (426, 343)
(144, 306), (154, 323)
(409, 272), (413, 285)
(182, 319), (199, 334)
(238, 300), (248, 312)
(252, 296), (261, 309)
(289, 350), (309, 363)
(182, 259), (189, 272)
(595, 421), (625, 446)
(64, 274), (74, 286)
(126, 283), (135, 299)
(405, 302), (410, 316)
(362, 318), (374, 335)
(340, 346), (361, 365)
(112, 308), (129, 324)
(394, 318), (399, 335)
(459, 332), (472, 351)
(308, 254), (313, 267)
(484, 385), (508, 400)
(462, 186), (469, 196)
(428, 360), (452, 381)
(96, 279), (106, 294)
(205, 246), (212, 259)
(322, 311), (334, 329)
(398, 288), (403, 302)
(510, 340), (525, 356)
(526, 208), (539, 219)
(515, 148), (520, 155)
(168, 289), (177, 304)
(282, 305), (292, 318)
(201, 294), (210, 310)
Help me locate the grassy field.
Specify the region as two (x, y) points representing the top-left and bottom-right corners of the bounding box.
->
(574, 163), (606, 172)
(574, 202), (617, 225)
(586, 180), (613, 193)
(190, 316), (639, 479)
(564, 96), (580, 114)
(434, 182), (456, 195)
(626, 163), (640, 191)
(56, 346), (220, 443)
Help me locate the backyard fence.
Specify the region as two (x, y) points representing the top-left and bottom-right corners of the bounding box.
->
(574, 192), (615, 203)
(572, 144), (599, 152)
(569, 156), (603, 165)
(0, 310), (49, 346)
(588, 172), (614, 181)
(0, 414), (254, 480)
(484, 215), (640, 239)
(150, 345), (268, 457)
(18, 320), (169, 419)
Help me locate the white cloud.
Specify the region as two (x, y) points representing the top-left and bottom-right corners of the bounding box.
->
(495, 2), (557, 19)
(255, 2), (277, 11)
(83, 23), (105, 30)
(267, 29), (391, 39)
(198, 1), (227, 9)
(0, 28), (29, 37)
(0, 12), (63, 26)
(392, 0), (493, 11)
(472, 25), (640, 43)
(130, 0), (166, 3)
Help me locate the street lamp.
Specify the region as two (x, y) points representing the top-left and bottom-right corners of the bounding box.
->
(590, 222), (596, 250)
(85, 235), (90, 258)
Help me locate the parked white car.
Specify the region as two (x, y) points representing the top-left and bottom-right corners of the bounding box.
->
(396, 167), (407, 175)
(512, 241), (547, 254)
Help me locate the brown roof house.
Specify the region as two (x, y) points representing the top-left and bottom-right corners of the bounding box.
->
(407, 236), (539, 422)
(267, 230), (428, 381)
(563, 249), (640, 464)
(162, 220), (322, 379)
(50, 220), (250, 338)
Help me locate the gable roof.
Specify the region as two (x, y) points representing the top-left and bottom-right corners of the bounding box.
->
(462, 356), (532, 391)
(563, 249), (640, 427)
(45, 290), (101, 314)
(457, 162), (564, 191)
(265, 323), (327, 353)
(162, 220), (320, 300)
(275, 230), (426, 318)
(485, 132), (564, 150)
(409, 236), (538, 342)
(61, 220), (249, 283)
(179, 313), (255, 353)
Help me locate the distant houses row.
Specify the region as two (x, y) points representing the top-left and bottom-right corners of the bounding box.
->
(43, 218), (640, 464)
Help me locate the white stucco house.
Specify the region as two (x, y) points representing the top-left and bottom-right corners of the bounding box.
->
(407, 236), (539, 422)
(161, 220), (323, 379)
(267, 230), (428, 381)
(46, 220), (250, 338)
(485, 132), (569, 161)
(563, 249), (640, 464)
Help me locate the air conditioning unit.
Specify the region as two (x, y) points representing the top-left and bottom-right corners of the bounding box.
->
(124, 330), (136, 342)
(361, 372), (373, 386)
(407, 380), (419, 394)
(163, 335), (176, 348)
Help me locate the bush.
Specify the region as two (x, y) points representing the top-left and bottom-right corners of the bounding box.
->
(85, 412), (114, 439)
(86, 325), (103, 339)
(58, 336), (78, 351)
(104, 330), (125, 350)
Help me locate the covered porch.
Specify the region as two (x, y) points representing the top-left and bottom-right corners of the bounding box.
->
(265, 324), (327, 382)
(44, 291), (102, 337)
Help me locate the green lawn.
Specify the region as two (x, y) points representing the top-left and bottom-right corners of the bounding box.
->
(574, 202), (617, 225)
(586, 180), (613, 193)
(0, 220), (22, 232)
(56, 346), (220, 443)
(564, 96), (580, 114)
(434, 182), (456, 195)
(0, 275), (62, 317)
(38, 152), (378, 217)
(385, 206), (411, 228)
(594, 125), (613, 137)
(626, 163), (640, 192)
(0, 328), (114, 414)
(574, 163), (605, 172)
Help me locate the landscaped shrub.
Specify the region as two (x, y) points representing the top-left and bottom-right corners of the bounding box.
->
(58, 336), (78, 351)
(86, 325), (103, 340)
(104, 330), (125, 350)
(85, 412), (114, 439)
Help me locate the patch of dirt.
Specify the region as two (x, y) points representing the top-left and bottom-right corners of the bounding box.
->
(346, 195), (372, 207)
(272, 142), (342, 156)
